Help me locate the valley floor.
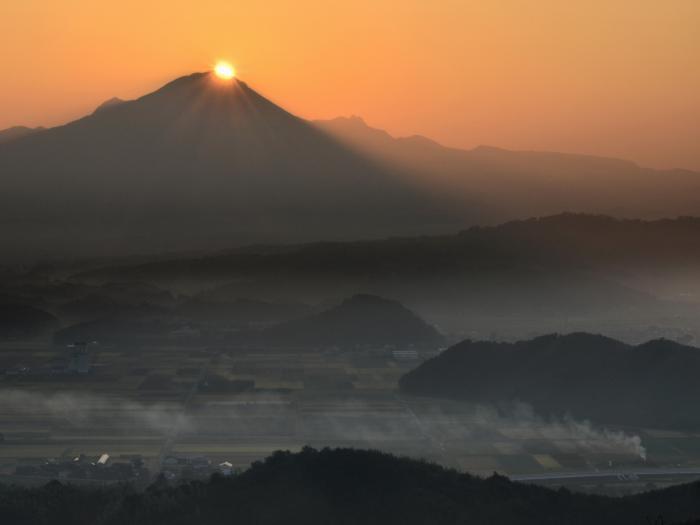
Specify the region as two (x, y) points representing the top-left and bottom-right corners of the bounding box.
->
(1, 340), (699, 495)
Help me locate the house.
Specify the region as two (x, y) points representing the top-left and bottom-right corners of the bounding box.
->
(218, 461), (234, 476)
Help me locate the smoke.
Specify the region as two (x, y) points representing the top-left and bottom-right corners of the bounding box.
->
(471, 402), (647, 460)
(207, 393), (648, 463)
(0, 389), (646, 469)
(0, 389), (192, 435)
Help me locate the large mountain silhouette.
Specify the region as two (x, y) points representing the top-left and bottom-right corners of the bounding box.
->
(317, 116), (700, 221)
(3, 73), (700, 260)
(0, 73), (452, 259)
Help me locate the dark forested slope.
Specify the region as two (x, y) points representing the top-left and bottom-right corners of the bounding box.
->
(2, 448), (700, 524)
(400, 333), (700, 430)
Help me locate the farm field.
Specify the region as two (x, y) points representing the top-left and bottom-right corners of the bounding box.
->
(1, 340), (700, 493)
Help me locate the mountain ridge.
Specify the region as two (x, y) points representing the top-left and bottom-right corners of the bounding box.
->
(316, 116), (644, 169)
(3, 111), (666, 171)
(0, 125), (45, 144)
(3, 72), (700, 261)
(0, 72), (449, 259)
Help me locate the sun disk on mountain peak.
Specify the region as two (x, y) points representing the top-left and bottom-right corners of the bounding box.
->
(214, 61), (235, 80)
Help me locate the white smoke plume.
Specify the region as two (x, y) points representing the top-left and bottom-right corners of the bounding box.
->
(0, 389), (192, 435)
(0, 389), (646, 469)
(472, 402), (647, 460)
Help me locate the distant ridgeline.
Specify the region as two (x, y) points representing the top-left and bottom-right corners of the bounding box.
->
(2, 447), (700, 524)
(52, 294), (443, 349)
(400, 333), (700, 430)
(72, 213), (700, 319)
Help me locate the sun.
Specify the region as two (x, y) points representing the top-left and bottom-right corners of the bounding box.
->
(214, 61), (236, 80)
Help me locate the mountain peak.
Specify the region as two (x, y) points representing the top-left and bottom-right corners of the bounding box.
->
(124, 72), (292, 125)
(148, 71), (249, 96)
(94, 97), (126, 114)
(88, 73), (266, 122)
(260, 294), (443, 347)
(0, 70), (438, 258)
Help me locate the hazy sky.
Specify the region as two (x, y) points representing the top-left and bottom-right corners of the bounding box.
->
(2, 0), (699, 170)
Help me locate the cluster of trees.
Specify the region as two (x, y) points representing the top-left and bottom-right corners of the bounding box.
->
(400, 333), (700, 430)
(2, 447), (700, 524)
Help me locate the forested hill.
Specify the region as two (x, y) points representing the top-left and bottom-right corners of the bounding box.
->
(257, 294), (443, 346)
(76, 213), (700, 284)
(71, 214), (700, 318)
(399, 333), (700, 430)
(2, 447), (700, 524)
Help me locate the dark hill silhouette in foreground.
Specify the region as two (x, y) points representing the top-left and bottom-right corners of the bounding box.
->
(2, 447), (700, 524)
(400, 333), (700, 430)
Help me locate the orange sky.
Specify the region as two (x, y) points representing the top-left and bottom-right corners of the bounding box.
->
(2, 0), (699, 170)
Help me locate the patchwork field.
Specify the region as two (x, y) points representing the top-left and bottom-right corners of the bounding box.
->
(2, 340), (700, 493)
